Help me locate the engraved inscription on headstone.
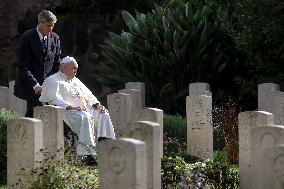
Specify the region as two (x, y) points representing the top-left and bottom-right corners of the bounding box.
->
(186, 94), (213, 160)
(108, 147), (126, 174)
(98, 138), (147, 189)
(7, 118), (42, 189)
(34, 105), (64, 159)
(113, 96), (121, 112)
(260, 133), (275, 148)
(107, 93), (132, 138)
(274, 154), (284, 182)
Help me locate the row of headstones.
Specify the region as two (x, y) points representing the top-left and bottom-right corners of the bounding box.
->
(7, 106), (161, 189)
(187, 82), (284, 188)
(5, 80), (284, 188)
(0, 81), (164, 159)
(109, 82), (212, 161)
(115, 82), (284, 188)
(239, 111), (284, 189)
(107, 82), (164, 157)
(0, 80), (209, 161)
(5, 82), (163, 189)
(0, 81), (164, 156)
(238, 83), (284, 189)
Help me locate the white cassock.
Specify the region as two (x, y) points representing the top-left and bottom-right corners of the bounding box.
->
(39, 71), (115, 155)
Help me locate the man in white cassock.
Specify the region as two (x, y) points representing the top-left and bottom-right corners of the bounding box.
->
(39, 56), (115, 156)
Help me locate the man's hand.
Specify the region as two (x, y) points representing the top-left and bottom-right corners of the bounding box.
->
(34, 86), (42, 96)
(93, 103), (107, 113)
(66, 106), (86, 111)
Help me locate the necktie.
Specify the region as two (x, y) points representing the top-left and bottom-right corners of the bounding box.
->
(41, 37), (47, 53)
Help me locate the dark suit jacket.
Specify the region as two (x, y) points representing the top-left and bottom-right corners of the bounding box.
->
(14, 28), (61, 101)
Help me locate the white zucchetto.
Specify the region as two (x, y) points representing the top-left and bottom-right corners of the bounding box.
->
(60, 56), (77, 65)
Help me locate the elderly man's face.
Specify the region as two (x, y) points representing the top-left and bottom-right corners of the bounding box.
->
(64, 61), (78, 80)
(38, 21), (54, 36)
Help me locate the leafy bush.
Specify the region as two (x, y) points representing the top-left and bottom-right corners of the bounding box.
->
(164, 114), (186, 140)
(204, 160), (239, 189)
(163, 114), (200, 163)
(98, 2), (241, 115)
(161, 156), (239, 189)
(0, 109), (18, 185)
(21, 154), (98, 189)
(162, 156), (189, 188)
(213, 150), (228, 163)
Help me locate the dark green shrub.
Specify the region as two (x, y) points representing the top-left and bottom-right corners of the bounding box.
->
(0, 109), (18, 185)
(213, 150), (228, 163)
(164, 114), (186, 140)
(163, 114), (200, 163)
(98, 2), (241, 115)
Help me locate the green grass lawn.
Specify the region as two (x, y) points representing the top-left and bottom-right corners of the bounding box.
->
(0, 185), (6, 189)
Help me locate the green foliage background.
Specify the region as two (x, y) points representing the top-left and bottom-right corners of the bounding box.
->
(98, 2), (242, 114)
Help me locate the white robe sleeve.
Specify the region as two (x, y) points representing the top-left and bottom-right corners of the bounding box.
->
(50, 98), (70, 109)
(39, 75), (65, 104)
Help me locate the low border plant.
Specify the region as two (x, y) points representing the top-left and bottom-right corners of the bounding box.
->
(162, 155), (239, 188)
(0, 108), (18, 185)
(20, 151), (99, 189)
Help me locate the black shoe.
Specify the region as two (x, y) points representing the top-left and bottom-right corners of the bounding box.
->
(98, 137), (113, 142)
(81, 155), (97, 166)
(98, 137), (107, 142)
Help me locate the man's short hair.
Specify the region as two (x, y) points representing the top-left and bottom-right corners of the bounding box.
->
(38, 10), (57, 23)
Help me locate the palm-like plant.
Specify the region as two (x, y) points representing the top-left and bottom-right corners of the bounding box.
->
(98, 2), (240, 114)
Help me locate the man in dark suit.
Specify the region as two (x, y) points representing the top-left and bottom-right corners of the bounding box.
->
(14, 10), (61, 117)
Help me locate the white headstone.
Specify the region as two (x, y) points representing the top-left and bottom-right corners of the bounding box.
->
(251, 125), (284, 189)
(113, 83), (164, 158)
(8, 80), (26, 116)
(186, 94), (213, 160)
(238, 111), (273, 189)
(272, 91), (284, 125)
(0, 86), (9, 109)
(138, 108), (163, 157)
(125, 82), (145, 108)
(107, 93), (132, 138)
(189, 83), (211, 96)
(7, 117), (42, 188)
(98, 138), (147, 189)
(128, 121), (161, 189)
(261, 144), (284, 189)
(34, 105), (64, 159)
(258, 83), (280, 112)
(118, 88), (142, 112)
